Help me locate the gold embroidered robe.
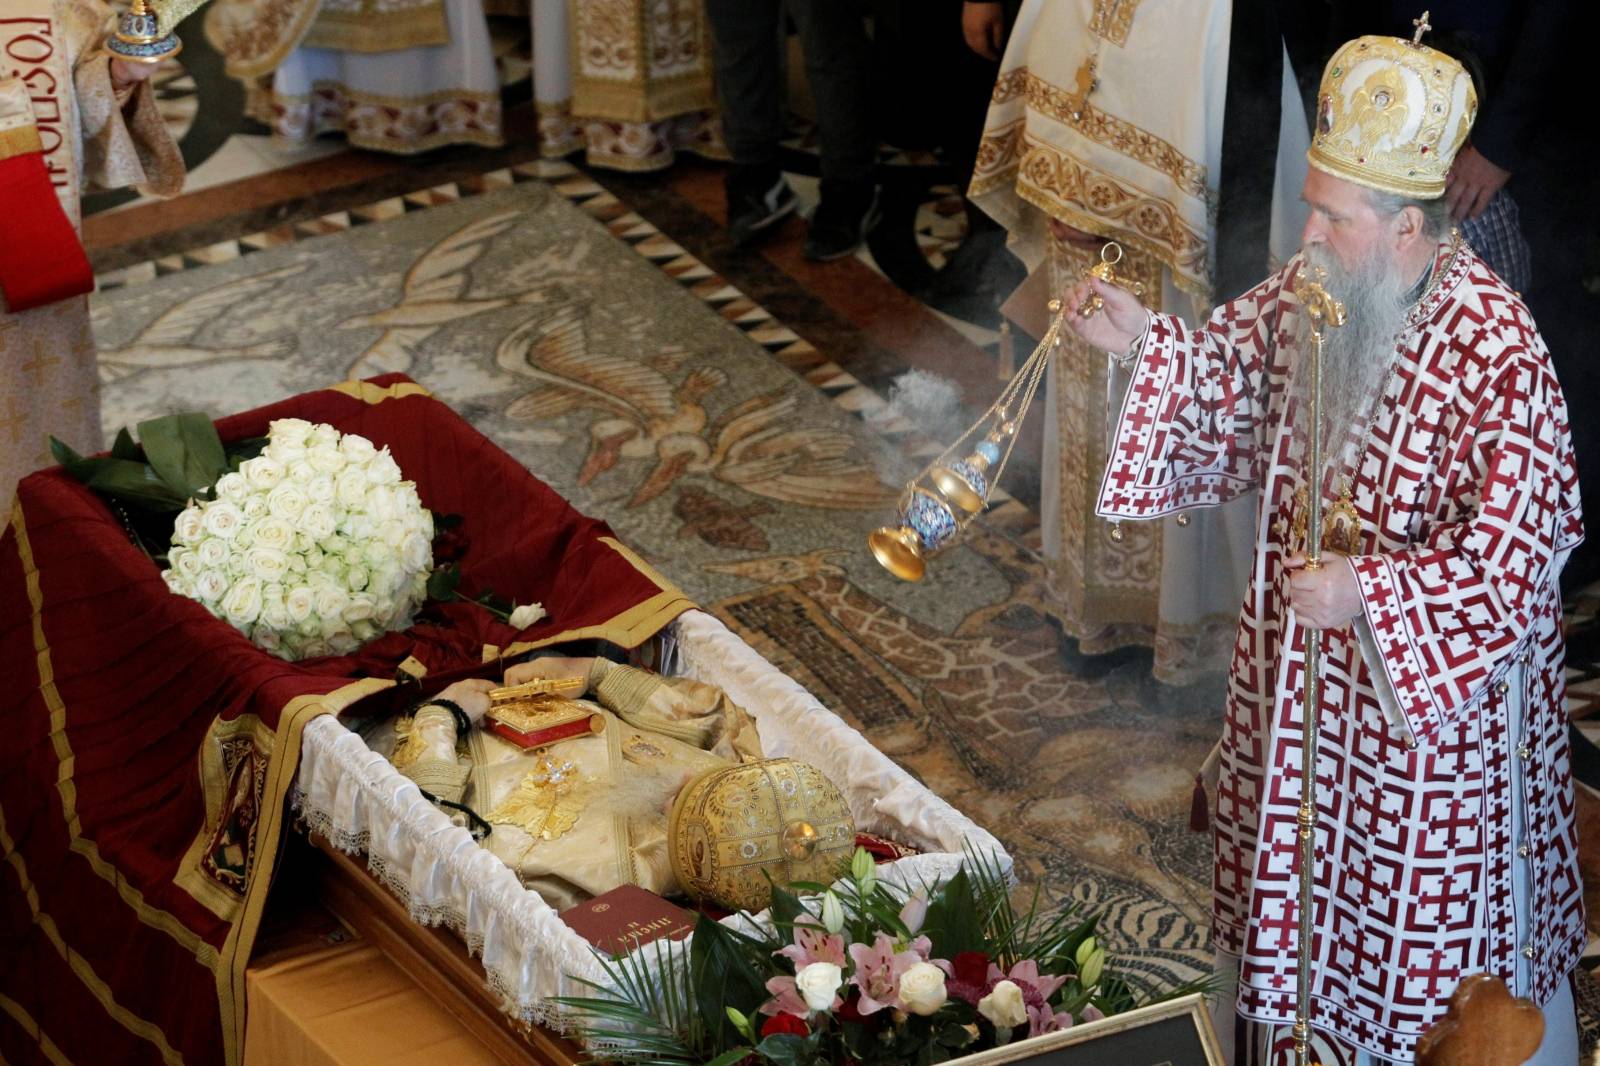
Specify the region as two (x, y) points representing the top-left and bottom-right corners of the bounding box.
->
(375, 664), (762, 910)
(0, 0), (183, 510)
(971, 0), (1308, 682)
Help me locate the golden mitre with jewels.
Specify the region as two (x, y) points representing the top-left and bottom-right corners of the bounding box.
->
(1307, 18), (1477, 200)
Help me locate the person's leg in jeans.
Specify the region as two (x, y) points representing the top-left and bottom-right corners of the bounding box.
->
(786, 0), (880, 260)
(705, 0), (798, 246)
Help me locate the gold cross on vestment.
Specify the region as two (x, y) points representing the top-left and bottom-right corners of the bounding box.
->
(1411, 10), (1431, 46)
(1065, 56), (1098, 121)
(22, 340), (60, 382)
(0, 318), (18, 355)
(1, 394), (26, 444)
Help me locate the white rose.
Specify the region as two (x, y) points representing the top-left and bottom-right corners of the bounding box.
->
(213, 473), (249, 504)
(300, 639), (331, 659)
(310, 423), (340, 448)
(365, 485), (398, 522)
(241, 495), (268, 521)
(305, 474), (337, 505)
(193, 536), (226, 569)
(508, 602), (546, 629)
(308, 444), (345, 475)
(344, 565), (370, 592)
(342, 594), (376, 623)
(378, 519), (407, 549)
(251, 517), (296, 553)
(366, 450), (401, 485)
(333, 467), (368, 510)
(165, 547), (193, 578)
(351, 620), (378, 642)
(260, 590), (290, 631)
(300, 503), (337, 541)
(221, 577), (263, 627)
(267, 482), (309, 522)
(287, 460), (316, 485)
(976, 979), (1024, 1029)
(162, 571), (191, 596)
(246, 547), (290, 584)
(793, 962), (842, 1014)
(339, 433), (377, 464)
(900, 963), (950, 1018)
(286, 586), (315, 623)
(326, 628), (358, 654)
(251, 625), (282, 653)
(173, 506), (206, 545)
(400, 531), (430, 572)
(202, 501), (244, 540)
(239, 456), (285, 492)
(195, 570), (228, 602)
(314, 585), (349, 620)
(268, 418), (315, 446)
(226, 551), (248, 577)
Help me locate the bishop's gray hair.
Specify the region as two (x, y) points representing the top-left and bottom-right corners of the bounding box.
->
(1364, 187), (1452, 241)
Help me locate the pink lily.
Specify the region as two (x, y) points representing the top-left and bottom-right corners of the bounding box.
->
(847, 932), (923, 1015)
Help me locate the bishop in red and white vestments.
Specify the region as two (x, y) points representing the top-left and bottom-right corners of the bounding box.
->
(1097, 234), (1584, 1059)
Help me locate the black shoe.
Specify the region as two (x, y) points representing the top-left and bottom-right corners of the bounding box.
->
(804, 184), (881, 262)
(727, 170), (798, 249)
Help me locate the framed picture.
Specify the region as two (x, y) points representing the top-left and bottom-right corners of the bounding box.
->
(949, 993), (1224, 1066)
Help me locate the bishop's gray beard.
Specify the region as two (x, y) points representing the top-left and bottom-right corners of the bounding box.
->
(1290, 243), (1412, 471)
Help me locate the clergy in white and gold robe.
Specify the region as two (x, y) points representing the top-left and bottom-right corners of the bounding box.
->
(205, 0), (501, 153)
(1, 0), (182, 508)
(969, 0), (1310, 683)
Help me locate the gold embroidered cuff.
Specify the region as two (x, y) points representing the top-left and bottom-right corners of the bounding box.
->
(586, 658), (616, 694)
(403, 757), (471, 804)
(594, 664), (668, 719)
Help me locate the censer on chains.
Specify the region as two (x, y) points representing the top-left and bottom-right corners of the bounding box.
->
(868, 242), (1143, 581)
(106, 0), (185, 64)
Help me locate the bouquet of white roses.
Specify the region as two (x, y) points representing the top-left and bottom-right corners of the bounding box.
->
(159, 418), (434, 661)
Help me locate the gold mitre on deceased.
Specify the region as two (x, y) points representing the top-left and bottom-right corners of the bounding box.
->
(669, 758), (855, 913)
(1307, 18), (1477, 199)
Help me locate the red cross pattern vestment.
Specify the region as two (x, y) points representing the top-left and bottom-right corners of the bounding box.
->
(1096, 243), (1585, 1059)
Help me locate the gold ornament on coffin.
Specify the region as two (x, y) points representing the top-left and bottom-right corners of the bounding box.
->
(487, 755), (584, 842)
(668, 758), (854, 913)
(1307, 21), (1477, 199)
(869, 241), (1145, 581)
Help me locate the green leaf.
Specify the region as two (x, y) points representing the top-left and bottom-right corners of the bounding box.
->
(768, 884), (806, 936)
(110, 427), (140, 461)
(426, 564), (462, 601)
(137, 412), (227, 498)
(921, 868), (983, 958)
(690, 915), (769, 1051)
(85, 459), (188, 509)
(754, 1033), (812, 1066)
(702, 1049), (756, 1066)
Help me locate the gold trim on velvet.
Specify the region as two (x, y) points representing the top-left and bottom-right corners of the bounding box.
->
(173, 714), (277, 922)
(213, 676), (394, 1066)
(0, 992), (73, 1065)
(0, 802), (185, 1064)
(0, 124), (42, 160)
(326, 379), (434, 403)
(498, 536), (694, 660)
(10, 500), (219, 969)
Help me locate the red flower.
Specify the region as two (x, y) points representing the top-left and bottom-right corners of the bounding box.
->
(761, 1013), (809, 1038)
(431, 526), (471, 563)
(944, 951), (995, 1006)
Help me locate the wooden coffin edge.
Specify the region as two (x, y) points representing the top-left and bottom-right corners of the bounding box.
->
(308, 833), (583, 1066)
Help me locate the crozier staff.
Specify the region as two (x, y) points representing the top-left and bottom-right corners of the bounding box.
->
(1063, 23), (1582, 1066)
(1, 0), (183, 508)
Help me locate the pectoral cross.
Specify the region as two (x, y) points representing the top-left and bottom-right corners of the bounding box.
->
(1411, 10), (1431, 46)
(1065, 56), (1098, 121)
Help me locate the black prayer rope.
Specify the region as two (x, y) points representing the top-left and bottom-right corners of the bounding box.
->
(413, 696), (471, 738)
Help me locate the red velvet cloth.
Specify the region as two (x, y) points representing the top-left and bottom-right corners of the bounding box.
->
(0, 147), (94, 313)
(0, 377), (692, 1065)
